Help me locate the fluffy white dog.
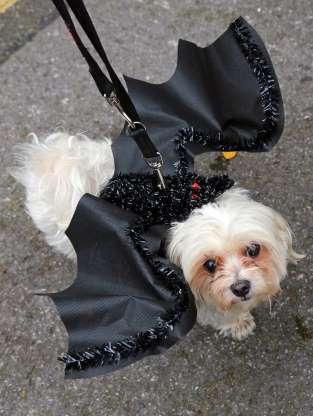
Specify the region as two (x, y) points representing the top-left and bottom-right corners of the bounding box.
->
(12, 132), (303, 340)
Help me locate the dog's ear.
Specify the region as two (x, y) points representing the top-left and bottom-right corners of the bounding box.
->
(272, 210), (305, 264)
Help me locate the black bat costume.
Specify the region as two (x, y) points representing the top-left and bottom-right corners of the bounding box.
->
(44, 0), (284, 379)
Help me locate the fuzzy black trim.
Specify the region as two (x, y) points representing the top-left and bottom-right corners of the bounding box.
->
(176, 18), (280, 153)
(101, 173), (234, 223)
(231, 18), (280, 144)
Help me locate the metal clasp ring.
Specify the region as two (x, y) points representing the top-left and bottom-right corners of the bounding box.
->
(125, 121), (147, 136)
(105, 91), (136, 129)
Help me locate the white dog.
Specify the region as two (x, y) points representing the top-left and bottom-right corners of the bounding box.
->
(12, 132), (303, 340)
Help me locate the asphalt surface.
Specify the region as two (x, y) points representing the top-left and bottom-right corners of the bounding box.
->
(0, 0), (57, 65)
(0, 0), (313, 415)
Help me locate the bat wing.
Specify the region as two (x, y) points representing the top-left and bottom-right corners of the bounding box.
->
(112, 17), (284, 175)
(48, 194), (196, 379)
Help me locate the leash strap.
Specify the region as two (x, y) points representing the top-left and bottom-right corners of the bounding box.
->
(51, 0), (165, 184)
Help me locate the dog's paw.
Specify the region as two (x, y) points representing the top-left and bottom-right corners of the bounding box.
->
(219, 313), (256, 340)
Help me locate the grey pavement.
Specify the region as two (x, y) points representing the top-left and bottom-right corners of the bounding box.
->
(0, 0), (57, 65)
(1, 0), (313, 415)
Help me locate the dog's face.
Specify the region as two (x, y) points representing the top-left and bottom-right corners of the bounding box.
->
(168, 188), (301, 313)
(186, 239), (282, 312)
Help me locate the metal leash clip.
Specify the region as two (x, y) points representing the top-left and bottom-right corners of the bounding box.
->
(105, 90), (136, 129)
(106, 91), (166, 190)
(144, 152), (166, 190)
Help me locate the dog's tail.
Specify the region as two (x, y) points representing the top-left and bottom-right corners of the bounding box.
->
(10, 132), (114, 258)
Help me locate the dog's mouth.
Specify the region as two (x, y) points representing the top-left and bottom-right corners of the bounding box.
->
(230, 294), (252, 307)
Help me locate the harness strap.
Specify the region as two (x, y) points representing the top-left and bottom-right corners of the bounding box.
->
(51, 0), (163, 169)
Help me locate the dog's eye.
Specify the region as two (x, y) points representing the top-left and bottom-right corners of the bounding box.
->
(246, 243), (261, 258)
(204, 259), (216, 273)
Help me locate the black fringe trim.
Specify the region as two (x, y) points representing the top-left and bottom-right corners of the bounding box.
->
(173, 127), (221, 175)
(100, 173), (234, 223)
(231, 18), (280, 144)
(175, 18), (281, 153)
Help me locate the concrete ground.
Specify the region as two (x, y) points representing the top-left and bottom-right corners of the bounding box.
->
(0, 0), (312, 415)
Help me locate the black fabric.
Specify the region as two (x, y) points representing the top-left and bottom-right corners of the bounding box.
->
(113, 17), (284, 175)
(45, 15), (284, 379)
(50, 196), (196, 379)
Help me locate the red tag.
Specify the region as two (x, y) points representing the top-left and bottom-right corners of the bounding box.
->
(191, 181), (200, 191)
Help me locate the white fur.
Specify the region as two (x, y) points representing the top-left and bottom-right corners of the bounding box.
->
(11, 133), (114, 258)
(11, 132), (303, 339)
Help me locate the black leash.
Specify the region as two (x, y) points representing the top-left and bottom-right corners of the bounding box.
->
(51, 0), (165, 189)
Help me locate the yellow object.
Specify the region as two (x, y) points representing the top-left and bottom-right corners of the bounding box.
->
(0, 0), (18, 13)
(223, 151), (238, 160)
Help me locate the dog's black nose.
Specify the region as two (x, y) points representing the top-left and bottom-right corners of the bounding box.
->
(230, 280), (251, 298)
